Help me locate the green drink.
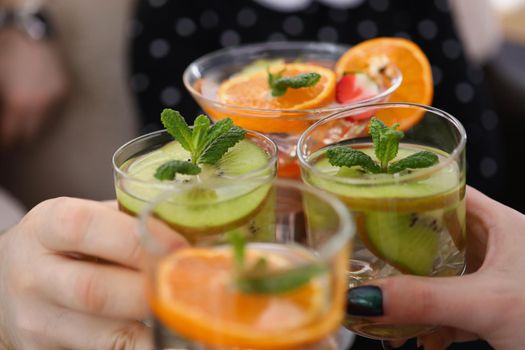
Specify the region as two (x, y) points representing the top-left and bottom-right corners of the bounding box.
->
(298, 103), (466, 340)
(112, 110), (277, 241)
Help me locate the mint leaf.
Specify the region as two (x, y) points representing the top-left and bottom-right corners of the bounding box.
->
(161, 109), (193, 153)
(191, 115), (210, 162)
(327, 146), (381, 174)
(236, 264), (327, 294)
(154, 160), (201, 181)
(369, 117), (387, 151)
(387, 151), (439, 174)
(206, 118), (233, 143)
(369, 118), (404, 171)
(199, 126), (246, 165)
(268, 71), (321, 97)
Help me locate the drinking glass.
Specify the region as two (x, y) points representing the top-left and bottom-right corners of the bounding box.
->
(139, 179), (355, 349)
(297, 102), (467, 340)
(112, 129), (277, 220)
(183, 41), (402, 178)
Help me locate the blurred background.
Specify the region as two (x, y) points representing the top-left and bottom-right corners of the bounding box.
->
(0, 0), (524, 349)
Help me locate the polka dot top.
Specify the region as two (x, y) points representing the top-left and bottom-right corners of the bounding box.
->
(129, 0), (505, 200)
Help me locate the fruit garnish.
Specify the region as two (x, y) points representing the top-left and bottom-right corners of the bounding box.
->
(155, 109), (245, 180)
(327, 117), (438, 174)
(228, 231), (326, 294)
(358, 211), (440, 276)
(335, 72), (380, 104)
(153, 246), (337, 349)
(267, 69), (321, 97)
(335, 37), (433, 130)
(217, 63), (336, 110)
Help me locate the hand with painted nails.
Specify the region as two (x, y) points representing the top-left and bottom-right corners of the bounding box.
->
(0, 197), (186, 350)
(346, 187), (525, 350)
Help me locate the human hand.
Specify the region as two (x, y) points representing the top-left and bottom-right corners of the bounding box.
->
(0, 197), (186, 350)
(346, 187), (525, 350)
(0, 28), (68, 147)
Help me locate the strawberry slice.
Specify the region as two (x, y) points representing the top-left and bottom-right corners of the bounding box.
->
(336, 72), (380, 104)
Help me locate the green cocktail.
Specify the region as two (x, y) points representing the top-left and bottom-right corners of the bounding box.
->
(298, 103), (466, 340)
(112, 110), (277, 241)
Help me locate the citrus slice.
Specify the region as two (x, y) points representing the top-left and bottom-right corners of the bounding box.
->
(335, 37), (433, 130)
(218, 63), (336, 110)
(208, 63), (336, 134)
(151, 247), (344, 349)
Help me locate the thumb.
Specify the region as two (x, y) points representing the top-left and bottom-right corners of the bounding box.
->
(346, 273), (498, 334)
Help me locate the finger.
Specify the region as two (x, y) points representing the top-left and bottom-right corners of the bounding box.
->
(37, 254), (147, 320)
(33, 197), (187, 270)
(50, 309), (153, 350)
(346, 274), (499, 334)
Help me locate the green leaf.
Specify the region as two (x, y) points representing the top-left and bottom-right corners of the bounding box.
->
(327, 146), (381, 174)
(369, 118), (404, 171)
(369, 117), (387, 152)
(206, 118), (233, 143)
(191, 115), (211, 161)
(387, 151), (439, 174)
(236, 264), (327, 294)
(268, 71), (321, 97)
(199, 126), (246, 165)
(154, 160), (201, 181)
(161, 109), (193, 153)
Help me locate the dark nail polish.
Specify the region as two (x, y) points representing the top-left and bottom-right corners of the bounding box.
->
(346, 285), (383, 316)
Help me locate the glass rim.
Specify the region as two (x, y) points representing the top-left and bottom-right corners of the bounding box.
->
(112, 129), (278, 187)
(297, 102), (467, 186)
(138, 178), (355, 260)
(182, 41), (403, 116)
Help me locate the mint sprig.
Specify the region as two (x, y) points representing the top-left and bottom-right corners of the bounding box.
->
(268, 69), (321, 97)
(327, 117), (439, 174)
(227, 231), (326, 294)
(154, 109), (246, 180)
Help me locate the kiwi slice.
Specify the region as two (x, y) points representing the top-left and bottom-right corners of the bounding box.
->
(360, 211), (441, 276)
(116, 139), (274, 235)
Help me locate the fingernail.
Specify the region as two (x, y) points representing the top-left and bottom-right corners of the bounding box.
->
(346, 285), (383, 316)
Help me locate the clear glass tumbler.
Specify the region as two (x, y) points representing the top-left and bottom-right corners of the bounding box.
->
(298, 102), (467, 340)
(139, 179), (355, 350)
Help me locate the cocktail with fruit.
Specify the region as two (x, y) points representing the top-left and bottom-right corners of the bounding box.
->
(112, 109), (277, 241)
(298, 103), (466, 340)
(140, 180), (354, 350)
(184, 38), (431, 177)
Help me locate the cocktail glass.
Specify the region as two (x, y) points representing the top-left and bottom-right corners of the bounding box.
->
(112, 129), (277, 223)
(297, 102), (466, 340)
(183, 41), (402, 178)
(139, 179), (354, 350)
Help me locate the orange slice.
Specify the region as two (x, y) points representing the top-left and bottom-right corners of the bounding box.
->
(335, 37), (433, 130)
(206, 63), (336, 134)
(218, 63), (336, 110)
(150, 247), (344, 349)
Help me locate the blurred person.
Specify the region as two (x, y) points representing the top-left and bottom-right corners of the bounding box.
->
(0, 0), (68, 147)
(0, 0), (138, 211)
(0, 0), (68, 230)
